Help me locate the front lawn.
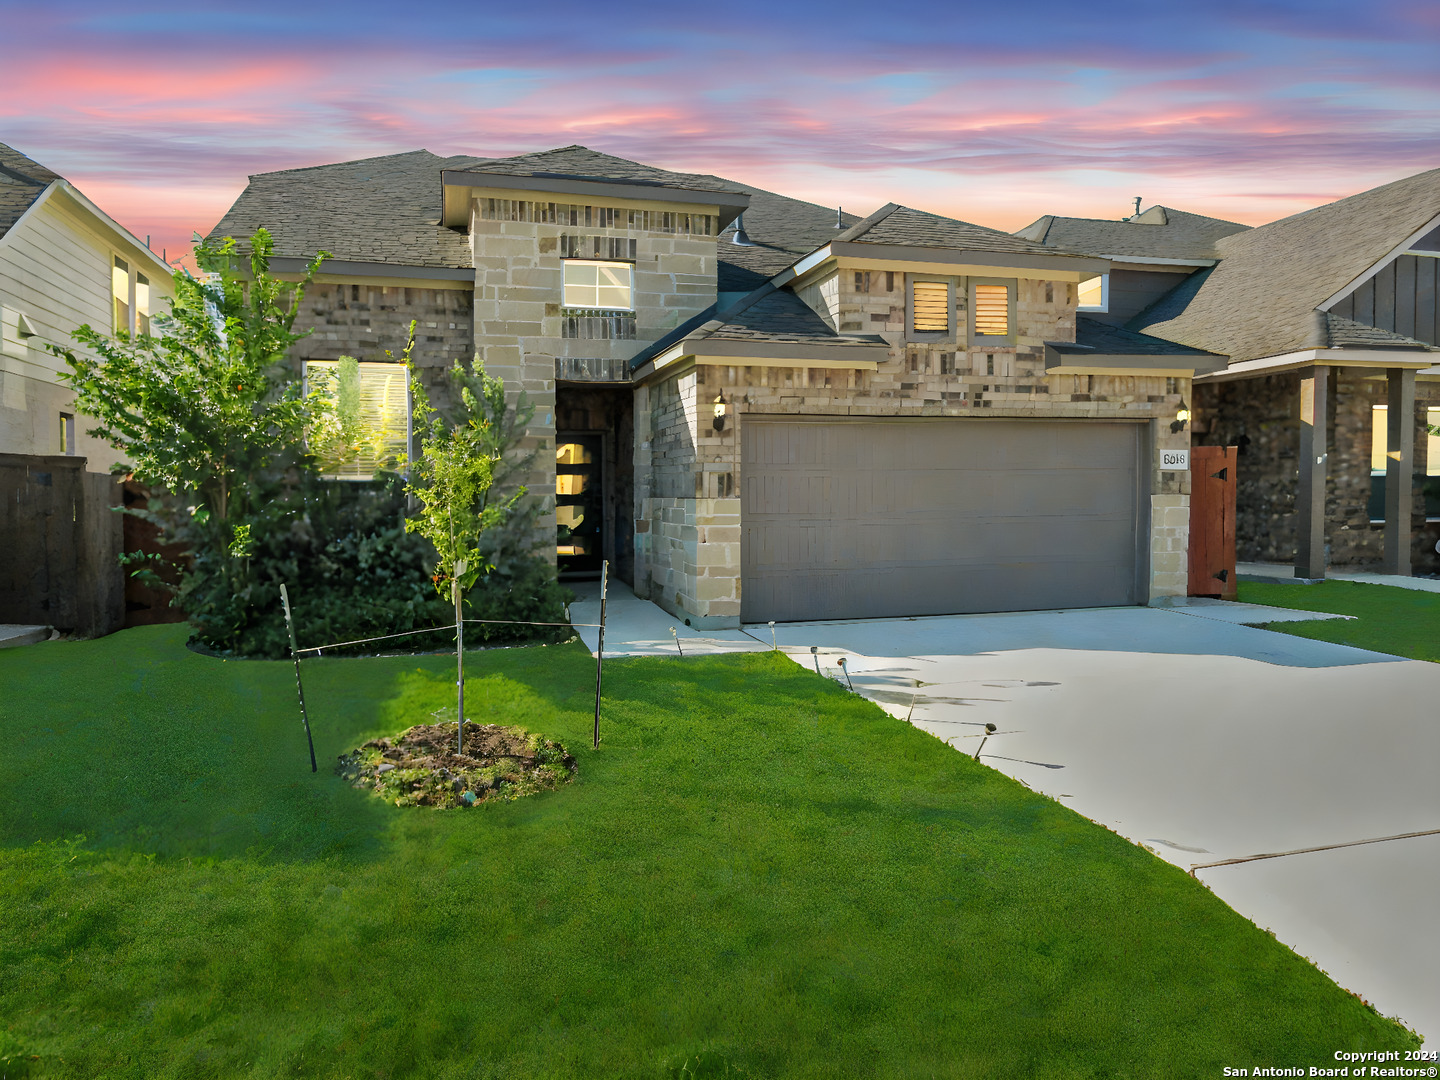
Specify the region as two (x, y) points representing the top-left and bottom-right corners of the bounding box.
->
(1239, 578), (1440, 661)
(0, 626), (1417, 1077)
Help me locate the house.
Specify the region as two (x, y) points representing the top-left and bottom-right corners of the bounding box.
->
(0, 141), (175, 635)
(1020, 171), (1440, 579)
(210, 145), (1225, 628)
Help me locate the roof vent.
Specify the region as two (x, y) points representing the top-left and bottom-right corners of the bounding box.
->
(731, 211), (754, 246)
(1129, 196), (1142, 220)
(836, 205), (843, 229)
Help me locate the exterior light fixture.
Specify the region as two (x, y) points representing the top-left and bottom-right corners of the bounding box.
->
(1171, 399), (1191, 434)
(713, 394), (728, 432)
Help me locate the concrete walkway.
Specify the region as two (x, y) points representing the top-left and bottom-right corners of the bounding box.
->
(569, 583), (1439, 1047)
(1240, 561), (1440, 594)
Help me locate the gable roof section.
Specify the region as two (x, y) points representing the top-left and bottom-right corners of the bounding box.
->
(840, 203), (1058, 256)
(631, 283), (887, 374)
(0, 142), (63, 241)
(209, 149), (487, 268)
(1133, 168), (1440, 363)
(1016, 206), (1250, 262)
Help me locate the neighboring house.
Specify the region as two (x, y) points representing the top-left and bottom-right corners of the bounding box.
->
(1023, 171), (1440, 578)
(0, 141), (174, 635)
(210, 145), (1224, 628)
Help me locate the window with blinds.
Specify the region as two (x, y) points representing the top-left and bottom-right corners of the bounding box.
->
(911, 281), (949, 333)
(306, 359), (411, 480)
(974, 284), (1011, 337)
(563, 260), (633, 310)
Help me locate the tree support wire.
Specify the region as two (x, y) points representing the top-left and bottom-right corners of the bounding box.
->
(593, 560), (609, 750)
(293, 618), (602, 656)
(279, 584), (318, 773)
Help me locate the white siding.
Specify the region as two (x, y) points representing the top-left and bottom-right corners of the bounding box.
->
(0, 187), (173, 470)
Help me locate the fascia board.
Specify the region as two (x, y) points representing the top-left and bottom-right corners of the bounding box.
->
(1319, 208), (1440, 311)
(1105, 256), (1217, 270)
(1195, 347), (1437, 383)
(695, 353), (880, 370)
(52, 182), (172, 276)
(770, 245), (835, 289)
(267, 257), (475, 283)
(1044, 344), (1227, 376)
(828, 241), (1109, 279)
(441, 170), (750, 226)
(692, 338), (887, 363)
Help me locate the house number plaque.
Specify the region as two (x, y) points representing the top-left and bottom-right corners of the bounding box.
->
(1160, 448), (1190, 471)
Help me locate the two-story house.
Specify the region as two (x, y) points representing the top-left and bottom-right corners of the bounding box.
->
(211, 145), (1225, 628)
(1, 141), (174, 636)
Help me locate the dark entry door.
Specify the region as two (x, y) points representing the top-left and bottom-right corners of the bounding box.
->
(556, 435), (603, 577)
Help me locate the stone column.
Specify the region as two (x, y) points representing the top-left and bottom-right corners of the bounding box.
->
(1383, 367), (1416, 576)
(1295, 366), (1329, 579)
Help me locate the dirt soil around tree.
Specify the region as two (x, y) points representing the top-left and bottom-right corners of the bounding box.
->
(336, 722), (575, 808)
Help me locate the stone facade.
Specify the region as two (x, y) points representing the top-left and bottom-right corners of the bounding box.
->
(469, 192), (723, 564)
(634, 269), (1194, 626)
(1194, 369), (1440, 572)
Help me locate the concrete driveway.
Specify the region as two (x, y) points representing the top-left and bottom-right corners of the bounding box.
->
(572, 586), (1439, 1046)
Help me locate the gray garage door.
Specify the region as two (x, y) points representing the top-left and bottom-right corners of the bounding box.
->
(741, 418), (1144, 622)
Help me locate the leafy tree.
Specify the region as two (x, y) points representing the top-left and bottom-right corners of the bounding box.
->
(404, 349), (540, 748)
(54, 229), (332, 649)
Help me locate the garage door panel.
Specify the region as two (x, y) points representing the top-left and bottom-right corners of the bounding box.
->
(741, 419), (1142, 622)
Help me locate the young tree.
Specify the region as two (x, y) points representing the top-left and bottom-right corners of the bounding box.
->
(54, 229), (331, 647)
(404, 349), (535, 751)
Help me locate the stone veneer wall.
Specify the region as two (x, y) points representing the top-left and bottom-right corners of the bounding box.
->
(635, 270), (1195, 626)
(290, 282), (475, 390)
(470, 194), (721, 563)
(1194, 369), (1440, 572)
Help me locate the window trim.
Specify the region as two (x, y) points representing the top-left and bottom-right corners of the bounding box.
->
(970, 277), (1017, 346)
(1077, 272), (1109, 313)
(561, 258), (635, 313)
(906, 275), (954, 343)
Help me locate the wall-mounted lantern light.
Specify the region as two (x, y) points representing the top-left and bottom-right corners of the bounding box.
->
(713, 394), (728, 432)
(1171, 399), (1191, 434)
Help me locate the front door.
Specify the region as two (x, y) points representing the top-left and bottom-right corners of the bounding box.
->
(556, 434), (603, 577)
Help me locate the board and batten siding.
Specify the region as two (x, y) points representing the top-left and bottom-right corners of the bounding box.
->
(1329, 254), (1440, 347)
(0, 187), (171, 469)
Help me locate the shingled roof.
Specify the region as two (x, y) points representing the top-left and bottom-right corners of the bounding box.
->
(445, 145), (739, 195)
(209, 149), (487, 267)
(838, 203), (1061, 257)
(630, 283), (887, 370)
(1015, 205), (1250, 261)
(716, 190), (860, 292)
(0, 142), (63, 241)
(1133, 168), (1440, 363)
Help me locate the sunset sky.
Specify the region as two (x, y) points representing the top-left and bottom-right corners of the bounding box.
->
(3, 0), (1438, 266)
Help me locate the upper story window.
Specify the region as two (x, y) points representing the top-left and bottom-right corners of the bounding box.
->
(971, 280), (1016, 343)
(112, 256), (130, 334)
(908, 278), (951, 341)
(136, 273), (151, 335)
(1077, 273), (1109, 312)
(563, 260), (633, 311)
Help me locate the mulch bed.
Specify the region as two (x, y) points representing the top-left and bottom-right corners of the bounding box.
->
(336, 722), (576, 809)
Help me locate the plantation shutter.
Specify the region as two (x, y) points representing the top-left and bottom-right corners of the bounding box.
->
(974, 284), (1010, 337)
(911, 281), (949, 332)
(306, 361), (410, 479)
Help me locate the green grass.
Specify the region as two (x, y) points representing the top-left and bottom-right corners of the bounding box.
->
(0, 626), (1417, 1078)
(1239, 579), (1440, 661)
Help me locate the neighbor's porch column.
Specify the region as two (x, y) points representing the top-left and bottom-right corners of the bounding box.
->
(1383, 366), (1416, 576)
(1295, 365), (1329, 579)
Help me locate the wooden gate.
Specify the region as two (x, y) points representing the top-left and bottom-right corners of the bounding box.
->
(1188, 445), (1238, 600)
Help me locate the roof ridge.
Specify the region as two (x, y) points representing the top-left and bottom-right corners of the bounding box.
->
(249, 148), (446, 179)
